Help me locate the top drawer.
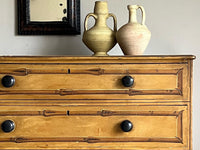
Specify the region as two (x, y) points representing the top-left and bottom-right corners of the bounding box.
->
(0, 63), (190, 101)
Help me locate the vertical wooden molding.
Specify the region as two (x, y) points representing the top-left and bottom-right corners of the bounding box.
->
(188, 60), (193, 150)
(176, 110), (183, 143)
(177, 68), (183, 96)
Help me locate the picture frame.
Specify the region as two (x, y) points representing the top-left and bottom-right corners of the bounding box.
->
(17, 0), (80, 35)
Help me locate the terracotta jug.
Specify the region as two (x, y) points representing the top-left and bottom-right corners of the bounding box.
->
(82, 1), (117, 56)
(116, 5), (151, 55)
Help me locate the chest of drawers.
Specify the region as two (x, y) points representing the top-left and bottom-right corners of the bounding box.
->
(0, 56), (195, 150)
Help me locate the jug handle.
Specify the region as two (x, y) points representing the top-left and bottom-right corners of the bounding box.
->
(84, 13), (97, 31)
(137, 5), (146, 25)
(108, 13), (117, 32)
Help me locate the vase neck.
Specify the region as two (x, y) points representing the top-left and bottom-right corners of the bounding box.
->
(128, 5), (138, 23)
(95, 14), (108, 27)
(93, 1), (109, 27)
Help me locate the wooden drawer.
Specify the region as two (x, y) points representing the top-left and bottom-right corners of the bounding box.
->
(0, 63), (189, 101)
(0, 105), (189, 150)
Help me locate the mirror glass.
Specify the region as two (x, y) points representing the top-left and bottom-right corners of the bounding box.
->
(30, 0), (67, 22)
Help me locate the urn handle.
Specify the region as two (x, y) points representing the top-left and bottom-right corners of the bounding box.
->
(84, 13), (97, 31)
(137, 5), (146, 25)
(108, 13), (117, 32)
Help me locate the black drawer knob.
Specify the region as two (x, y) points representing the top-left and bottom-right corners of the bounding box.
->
(1, 120), (15, 133)
(121, 120), (133, 132)
(1, 75), (15, 88)
(122, 76), (134, 87)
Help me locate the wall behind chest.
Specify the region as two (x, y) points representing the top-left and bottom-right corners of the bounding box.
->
(0, 0), (199, 56)
(0, 0), (199, 149)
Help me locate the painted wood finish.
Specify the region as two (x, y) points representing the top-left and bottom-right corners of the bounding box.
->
(0, 56), (195, 150)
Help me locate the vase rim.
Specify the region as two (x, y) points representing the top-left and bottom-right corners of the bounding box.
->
(127, 5), (139, 9)
(94, 1), (108, 14)
(95, 1), (108, 4)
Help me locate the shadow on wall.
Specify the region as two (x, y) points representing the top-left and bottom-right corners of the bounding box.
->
(38, 36), (92, 56)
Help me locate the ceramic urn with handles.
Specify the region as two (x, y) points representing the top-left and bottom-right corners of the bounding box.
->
(82, 1), (117, 56)
(116, 5), (151, 55)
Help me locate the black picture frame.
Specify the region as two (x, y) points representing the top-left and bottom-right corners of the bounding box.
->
(18, 0), (80, 35)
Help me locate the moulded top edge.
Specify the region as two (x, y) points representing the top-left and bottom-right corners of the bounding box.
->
(0, 55), (196, 59)
(0, 55), (195, 64)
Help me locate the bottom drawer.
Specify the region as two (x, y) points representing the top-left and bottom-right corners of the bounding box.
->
(0, 105), (189, 150)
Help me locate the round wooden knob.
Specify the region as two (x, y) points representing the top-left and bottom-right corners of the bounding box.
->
(121, 120), (133, 132)
(122, 76), (134, 87)
(1, 120), (15, 133)
(1, 75), (15, 88)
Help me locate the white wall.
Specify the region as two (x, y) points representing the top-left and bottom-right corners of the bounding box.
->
(0, 0), (200, 149)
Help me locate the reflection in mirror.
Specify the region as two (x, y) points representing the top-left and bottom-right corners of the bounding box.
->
(30, 0), (67, 22)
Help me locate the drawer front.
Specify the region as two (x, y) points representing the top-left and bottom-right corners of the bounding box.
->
(0, 63), (189, 101)
(0, 105), (189, 149)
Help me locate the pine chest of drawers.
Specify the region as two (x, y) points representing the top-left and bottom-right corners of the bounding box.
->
(0, 56), (195, 150)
